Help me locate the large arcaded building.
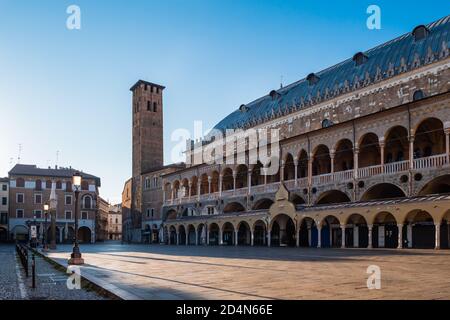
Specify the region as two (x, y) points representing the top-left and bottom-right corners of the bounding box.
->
(159, 16), (450, 250)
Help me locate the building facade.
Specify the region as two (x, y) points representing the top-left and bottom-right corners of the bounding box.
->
(97, 196), (110, 241)
(0, 178), (9, 242)
(160, 17), (450, 250)
(8, 164), (101, 243)
(108, 204), (122, 240)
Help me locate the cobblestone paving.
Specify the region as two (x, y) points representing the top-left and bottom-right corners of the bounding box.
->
(43, 243), (450, 300)
(0, 244), (106, 300)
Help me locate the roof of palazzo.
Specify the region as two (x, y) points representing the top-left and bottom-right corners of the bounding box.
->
(210, 15), (450, 135)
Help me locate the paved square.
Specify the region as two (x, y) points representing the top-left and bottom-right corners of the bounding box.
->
(44, 243), (450, 300)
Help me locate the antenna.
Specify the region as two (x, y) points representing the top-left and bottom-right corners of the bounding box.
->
(280, 75), (284, 89)
(17, 144), (22, 164)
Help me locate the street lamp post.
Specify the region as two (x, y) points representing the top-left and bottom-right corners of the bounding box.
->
(49, 181), (57, 250)
(43, 203), (49, 251)
(69, 172), (84, 265)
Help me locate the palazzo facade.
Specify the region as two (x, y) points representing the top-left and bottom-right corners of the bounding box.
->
(158, 16), (450, 250)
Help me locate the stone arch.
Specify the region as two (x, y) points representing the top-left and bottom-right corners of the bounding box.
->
(210, 171), (220, 193)
(371, 212), (398, 248)
(166, 209), (178, 220)
(413, 117), (445, 158)
(384, 125), (409, 163)
(77, 226), (91, 243)
(418, 174), (450, 196)
(252, 198), (274, 210)
(359, 132), (381, 168)
(197, 223), (207, 245)
(12, 225), (29, 242)
(403, 210), (436, 249)
(297, 149), (308, 178)
(223, 202), (246, 213)
(253, 220), (267, 246)
(270, 214), (296, 247)
(312, 144), (331, 176)
(190, 176), (198, 196)
(319, 215), (342, 248)
(222, 222), (235, 245)
(361, 183), (406, 201)
(251, 161), (264, 186)
(222, 167), (234, 191)
(200, 173), (209, 194)
(235, 165), (248, 189)
(298, 217), (318, 247)
(236, 221), (252, 245)
(178, 225), (187, 245)
(344, 214), (369, 248)
(316, 190), (351, 205)
(291, 194), (306, 206)
(187, 224), (196, 245)
(169, 225), (177, 244)
(181, 178), (190, 198)
(334, 139), (354, 172)
(208, 222), (220, 245)
(283, 153), (295, 181)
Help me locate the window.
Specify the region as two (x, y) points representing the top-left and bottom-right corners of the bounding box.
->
(207, 207), (214, 215)
(413, 90), (425, 101)
(35, 180), (42, 191)
(65, 211), (72, 220)
(322, 119), (333, 128)
(352, 52), (368, 66)
(81, 211), (88, 220)
(66, 181), (72, 192)
(46, 180), (52, 189)
(115, 218), (118, 223)
(2, 197), (7, 206)
(147, 101), (151, 111)
(153, 102), (157, 112)
(34, 210), (42, 219)
(306, 73), (320, 85)
(83, 196), (92, 209)
(2, 184), (7, 191)
(65, 195), (72, 205)
(56, 181), (62, 189)
(16, 178), (25, 188)
(16, 209), (24, 218)
(0, 212), (7, 225)
(16, 193), (24, 204)
(412, 25), (429, 42)
(81, 181), (89, 191)
(34, 194), (42, 204)
(144, 178), (150, 190)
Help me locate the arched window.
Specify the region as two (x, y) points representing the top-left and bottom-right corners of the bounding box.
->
(83, 196), (92, 209)
(147, 101), (151, 111)
(412, 25), (429, 42)
(322, 119), (333, 128)
(56, 181), (62, 189)
(35, 180), (42, 191)
(413, 90), (425, 101)
(46, 180), (52, 189)
(66, 181), (72, 192)
(352, 52), (368, 66)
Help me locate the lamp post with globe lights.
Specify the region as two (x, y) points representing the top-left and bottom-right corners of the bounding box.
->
(68, 172), (84, 265)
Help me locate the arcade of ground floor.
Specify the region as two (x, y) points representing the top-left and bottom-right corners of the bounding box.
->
(43, 243), (450, 300)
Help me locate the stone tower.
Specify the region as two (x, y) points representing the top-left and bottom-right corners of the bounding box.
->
(130, 80), (165, 178)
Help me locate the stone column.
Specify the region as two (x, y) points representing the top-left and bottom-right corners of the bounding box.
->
(308, 157), (313, 186)
(380, 139), (385, 173)
(232, 171), (237, 191)
(247, 170), (252, 194)
(330, 150), (335, 174)
(219, 228), (223, 245)
(407, 223), (413, 248)
(354, 146), (359, 179)
(234, 230), (238, 246)
(219, 174), (223, 197)
(250, 230), (254, 246)
(353, 226), (359, 248)
(296, 229), (300, 247)
(267, 230), (271, 247)
(176, 232), (179, 245)
(186, 230), (189, 246)
(445, 130), (450, 164)
(368, 224), (373, 249)
(280, 163), (285, 182)
(264, 167), (268, 185)
(341, 225), (346, 248)
(397, 224), (403, 249)
(195, 229), (199, 246)
(188, 181), (192, 199)
(197, 182), (201, 201)
(317, 226), (322, 248)
(409, 135), (415, 170)
(294, 158), (299, 187)
(206, 225), (210, 245)
(435, 223), (441, 250)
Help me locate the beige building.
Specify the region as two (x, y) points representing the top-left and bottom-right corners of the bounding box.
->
(108, 204), (122, 240)
(0, 178), (9, 242)
(97, 196), (110, 241)
(160, 17), (450, 250)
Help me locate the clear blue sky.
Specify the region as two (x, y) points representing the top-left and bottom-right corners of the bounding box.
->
(0, 0), (448, 203)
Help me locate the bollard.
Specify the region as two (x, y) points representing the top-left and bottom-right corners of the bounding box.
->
(32, 254), (36, 289)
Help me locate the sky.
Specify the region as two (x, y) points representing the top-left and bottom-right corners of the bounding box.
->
(0, 0), (448, 204)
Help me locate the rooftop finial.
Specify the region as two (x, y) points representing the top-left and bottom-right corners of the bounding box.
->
(280, 75), (284, 89)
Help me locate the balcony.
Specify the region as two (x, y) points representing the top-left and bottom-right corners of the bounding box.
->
(164, 153), (449, 206)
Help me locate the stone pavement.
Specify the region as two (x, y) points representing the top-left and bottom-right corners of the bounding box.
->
(42, 242), (450, 300)
(0, 244), (106, 300)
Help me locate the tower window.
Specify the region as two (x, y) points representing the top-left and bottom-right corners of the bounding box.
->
(145, 84), (148, 91)
(306, 73), (320, 86)
(147, 101), (151, 111)
(153, 102), (157, 112)
(352, 52), (368, 66)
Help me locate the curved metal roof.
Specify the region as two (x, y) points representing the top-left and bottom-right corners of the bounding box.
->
(212, 15), (450, 133)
